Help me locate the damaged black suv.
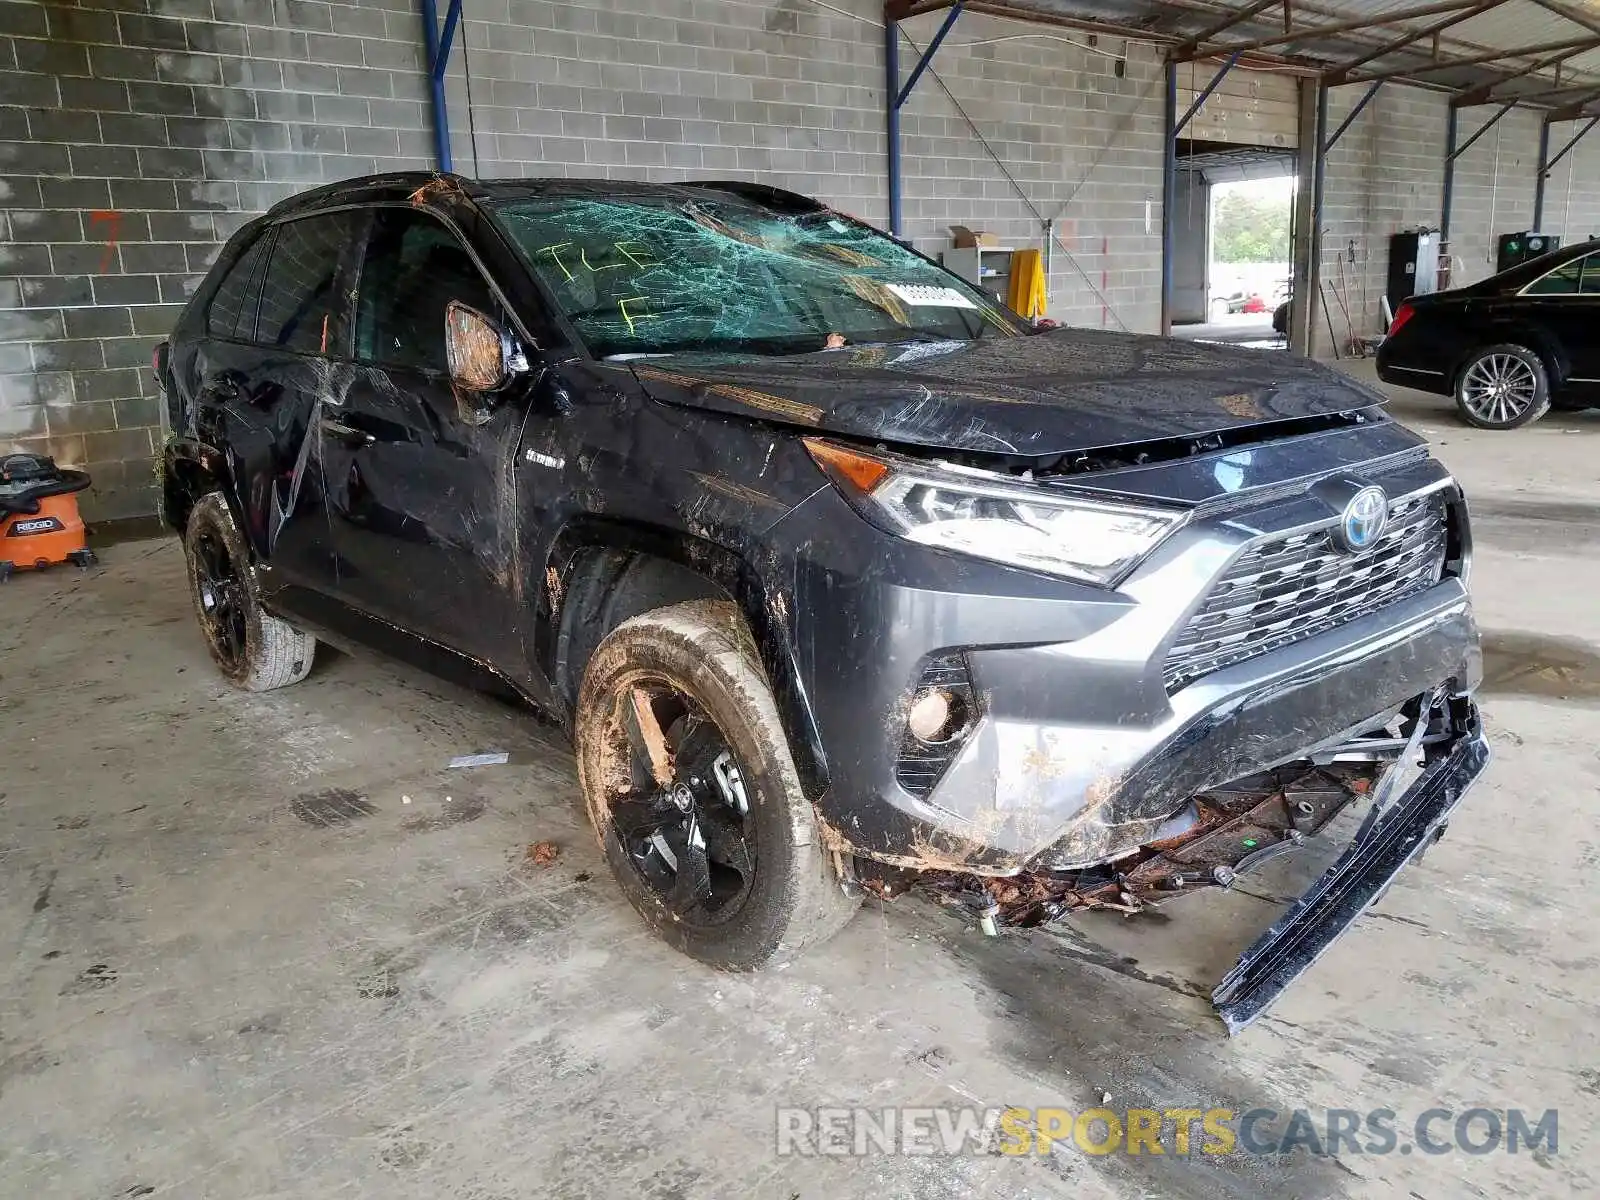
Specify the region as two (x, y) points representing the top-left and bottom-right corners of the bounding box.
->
(158, 174), (1488, 1032)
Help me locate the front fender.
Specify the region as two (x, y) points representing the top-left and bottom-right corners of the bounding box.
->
(541, 516), (831, 801)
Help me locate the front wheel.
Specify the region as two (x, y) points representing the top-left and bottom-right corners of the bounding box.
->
(184, 493), (315, 690)
(575, 600), (858, 970)
(1454, 344), (1551, 430)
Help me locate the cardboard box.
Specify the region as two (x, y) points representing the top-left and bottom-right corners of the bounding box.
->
(949, 225), (1000, 249)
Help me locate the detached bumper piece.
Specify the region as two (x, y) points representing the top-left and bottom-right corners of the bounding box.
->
(1212, 695), (1489, 1035)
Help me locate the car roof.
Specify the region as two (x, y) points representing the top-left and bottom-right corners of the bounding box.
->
(263, 172), (830, 222)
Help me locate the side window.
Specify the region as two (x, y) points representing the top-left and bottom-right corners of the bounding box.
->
(256, 212), (360, 354)
(1580, 255), (1600, 295)
(354, 207), (497, 373)
(1525, 258), (1583, 295)
(206, 231), (270, 339)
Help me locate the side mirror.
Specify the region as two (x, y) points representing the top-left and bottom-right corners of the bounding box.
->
(445, 300), (526, 393)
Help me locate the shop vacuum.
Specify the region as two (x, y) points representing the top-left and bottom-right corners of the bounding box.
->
(0, 453), (96, 582)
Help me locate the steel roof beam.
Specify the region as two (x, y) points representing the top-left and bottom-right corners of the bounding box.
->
(1322, 0), (1502, 85)
(958, 0), (1184, 43)
(886, 0), (957, 19)
(1551, 85), (1600, 118)
(1346, 33), (1600, 85)
(1525, 0), (1600, 39)
(1186, 0), (1483, 59)
(1514, 81), (1600, 102)
(1449, 36), (1600, 103)
(1173, 0), (1282, 59)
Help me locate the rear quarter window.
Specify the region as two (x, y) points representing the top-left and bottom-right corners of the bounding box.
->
(256, 211), (361, 355)
(205, 232), (270, 339)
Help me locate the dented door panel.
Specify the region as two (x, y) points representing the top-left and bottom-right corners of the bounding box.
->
(323, 365), (529, 667)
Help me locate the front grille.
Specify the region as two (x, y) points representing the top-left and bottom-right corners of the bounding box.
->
(1163, 490), (1450, 691)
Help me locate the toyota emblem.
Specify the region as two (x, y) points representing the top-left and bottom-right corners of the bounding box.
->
(1335, 485), (1389, 553)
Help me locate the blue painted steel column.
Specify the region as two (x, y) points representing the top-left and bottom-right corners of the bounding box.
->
(1441, 107), (1458, 239)
(1311, 83), (1328, 256)
(420, 0), (462, 173)
(1161, 59), (1177, 333)
(886, 17), (902, 235)
(1534, 119), (1552, 229)
(885, 4), (962, 237)
(1310, 84), (1328, 354)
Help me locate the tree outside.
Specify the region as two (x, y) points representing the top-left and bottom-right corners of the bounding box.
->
(1211, 179), (1294, 264)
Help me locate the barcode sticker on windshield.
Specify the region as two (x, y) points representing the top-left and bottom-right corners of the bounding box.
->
(885, 283), (978, 309)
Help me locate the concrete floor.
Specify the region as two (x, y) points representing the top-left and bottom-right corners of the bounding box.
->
(3, 366), (1598, 1199)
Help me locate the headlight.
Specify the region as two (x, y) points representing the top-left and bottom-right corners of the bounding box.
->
(805, 438), (1184, 585)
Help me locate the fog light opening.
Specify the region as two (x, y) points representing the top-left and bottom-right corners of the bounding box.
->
(908, 688), (968, 744)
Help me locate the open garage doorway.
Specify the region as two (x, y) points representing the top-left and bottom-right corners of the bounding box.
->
(1172, 141), (1298, 347)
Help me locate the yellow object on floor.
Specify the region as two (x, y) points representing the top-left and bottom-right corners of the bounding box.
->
(1007, 248), (1048, 319)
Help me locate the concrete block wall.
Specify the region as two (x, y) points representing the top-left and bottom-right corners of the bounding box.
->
(0, 0), (447, 519)
(3, 0), (1172, 519)
(1538, 125), (1600, 239)
(1316, 84), (1445, 355)
(894, 10), (1167, 333)
(3, 0), (1595, 518)
(1449, 103), (1540, 282)
(1316, 82), (1574, 355)
(459, 3), (1166, 330)
(458, 0), (886, 219)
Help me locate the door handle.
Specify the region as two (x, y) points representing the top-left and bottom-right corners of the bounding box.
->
(201, 374), (240, 402)
(321, 417), (375, 446)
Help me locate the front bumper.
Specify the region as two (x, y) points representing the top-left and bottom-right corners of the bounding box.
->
(1213, 697), (1489, 1032)
(781, 462), (1478, 875)
(956, 581), (1480, 871)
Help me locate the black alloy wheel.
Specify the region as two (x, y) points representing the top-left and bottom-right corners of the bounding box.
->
(605, 681), (760, 927)
(192, 528), (249, 673)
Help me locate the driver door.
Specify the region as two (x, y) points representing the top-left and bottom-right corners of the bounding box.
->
(321, 205), (529, 667)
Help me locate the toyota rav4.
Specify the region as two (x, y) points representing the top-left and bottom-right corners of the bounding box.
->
(157, 174), (1488, 1032)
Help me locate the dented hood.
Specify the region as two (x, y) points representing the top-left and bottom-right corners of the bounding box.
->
(629, 328), (1386, 458)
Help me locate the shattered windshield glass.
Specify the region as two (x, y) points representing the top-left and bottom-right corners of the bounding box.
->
(489, 194), (1021, 358)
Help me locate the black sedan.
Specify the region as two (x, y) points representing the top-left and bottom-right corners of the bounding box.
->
(1377, 238), (1600, 429)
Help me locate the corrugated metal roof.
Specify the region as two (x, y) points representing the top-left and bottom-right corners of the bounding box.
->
(917, 0), (1600, 113)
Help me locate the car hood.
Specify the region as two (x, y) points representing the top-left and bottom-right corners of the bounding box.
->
(627, 328), (1387, 458)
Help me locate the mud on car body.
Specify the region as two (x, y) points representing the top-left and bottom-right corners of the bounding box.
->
(157, 173), (1488, 1032)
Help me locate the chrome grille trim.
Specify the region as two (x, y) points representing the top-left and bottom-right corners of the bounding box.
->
(1163, 490), (1450, 690)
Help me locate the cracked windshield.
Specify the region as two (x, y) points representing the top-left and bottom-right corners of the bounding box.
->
(490, 194), (1018, 358)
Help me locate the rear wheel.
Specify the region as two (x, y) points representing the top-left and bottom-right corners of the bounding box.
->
(184, 493), (315, 691)
(575, 600), (857, 969)
(1454, 343), (1550, 430)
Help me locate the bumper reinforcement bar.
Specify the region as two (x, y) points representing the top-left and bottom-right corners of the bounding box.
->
(1211, 699), (1489, 1034)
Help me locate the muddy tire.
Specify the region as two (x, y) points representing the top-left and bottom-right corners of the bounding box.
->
(575, 600), (858, 969)
(183, 492), (315, 691)
(1454, 343), (1551, 430)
